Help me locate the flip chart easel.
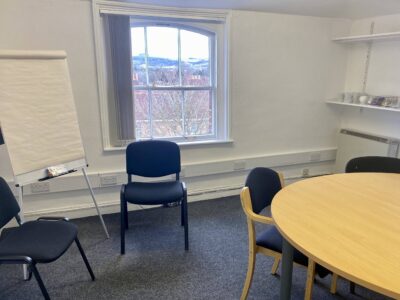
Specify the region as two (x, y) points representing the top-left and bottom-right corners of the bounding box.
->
(0, 51), (110, 241)
(14, 158), (110, 240)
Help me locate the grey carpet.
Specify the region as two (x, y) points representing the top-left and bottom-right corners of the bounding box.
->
(0, 196), (390, 300)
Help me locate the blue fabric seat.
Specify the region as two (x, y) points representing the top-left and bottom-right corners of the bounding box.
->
(120, 140), (188, 254)
(0, 177), (95, 300)
(124, 181), (184, 205)
(256, 226), (329, 277)
(256, 226), (308, 266)
(240, 167), (333, 300)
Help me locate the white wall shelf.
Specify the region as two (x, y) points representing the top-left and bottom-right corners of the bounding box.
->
(332, 31), (400, 43)
(326, 100), (400, 112)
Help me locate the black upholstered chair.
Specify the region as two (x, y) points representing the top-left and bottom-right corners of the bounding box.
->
(344, 156), (400, 294)
(120, 140), (188, 254)
(346, 156), (400, 174)
(240, 167), (334, 300)
(0, 177), (95, 300)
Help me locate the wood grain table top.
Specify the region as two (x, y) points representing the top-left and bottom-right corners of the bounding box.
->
(272, 173), (400, 299)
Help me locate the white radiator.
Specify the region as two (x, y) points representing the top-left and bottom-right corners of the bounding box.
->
(334, 129), (400, 173)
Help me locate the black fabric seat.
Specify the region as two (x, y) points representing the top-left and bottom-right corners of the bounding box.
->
(0, 177), (95, 300)
(0, 220), (77, 263)
(124, 181), (184, 205)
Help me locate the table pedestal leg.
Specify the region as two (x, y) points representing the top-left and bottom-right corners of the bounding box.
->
(281, 238), (294, 300)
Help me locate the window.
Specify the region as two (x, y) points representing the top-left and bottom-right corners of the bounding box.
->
(131, 24), (215, 140)
(92, 1), (230, 149)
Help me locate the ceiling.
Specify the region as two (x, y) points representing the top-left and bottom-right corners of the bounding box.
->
(118, 0), (400, 19)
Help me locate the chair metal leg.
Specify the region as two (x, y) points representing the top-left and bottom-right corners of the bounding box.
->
(240, 245), (256, 300)
(180, 199), (184, 226)
(31, 264), (50, 300)
(183, 195), (189, 251)
(75, 238), (95, 281)
(120, 198), (126, 255)
(124, 201), (129, 230)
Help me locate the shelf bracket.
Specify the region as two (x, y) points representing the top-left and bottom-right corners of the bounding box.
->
(362, 22), (375, 93)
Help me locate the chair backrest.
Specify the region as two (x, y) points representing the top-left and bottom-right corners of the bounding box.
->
(345, 156), (400, 173)
(126, 140), (181, 178)
(245, 167), (282, 214)
(0, 177), (20, 229)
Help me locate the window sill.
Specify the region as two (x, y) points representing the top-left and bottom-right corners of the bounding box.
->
(103, 139), (234, 152)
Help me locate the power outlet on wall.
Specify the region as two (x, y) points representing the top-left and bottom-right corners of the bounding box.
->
(302, 168), (310, 177)
(100, 174), (118, 187)
(31, 182), (50, 193)
(310, 153), (321, 162)
(233, 160), (246, 171)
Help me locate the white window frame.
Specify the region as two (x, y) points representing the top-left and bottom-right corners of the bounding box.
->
(130, 22), (216, 141)
(92, 0), (231, 150)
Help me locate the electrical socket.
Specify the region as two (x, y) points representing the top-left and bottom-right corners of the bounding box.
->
(233, 160), (246, 171)
(310, 153), (321, 162)
(100, 175), (118, 187)
(302, 168), (310, 177)
(31, 182), (50, 193)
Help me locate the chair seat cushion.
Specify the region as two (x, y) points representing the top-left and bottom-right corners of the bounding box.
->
(256, 226), (330, 277)
(0, 220), (77, 263)
(256, 226), (308, 266)
(124, 181), (184, 205)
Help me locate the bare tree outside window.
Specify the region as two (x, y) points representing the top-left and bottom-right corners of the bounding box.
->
(131, 25), (215, 140)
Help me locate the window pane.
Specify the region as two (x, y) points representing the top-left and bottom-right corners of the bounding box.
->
(147, 27), (179, 86)
(131, 27), (147, 86)
(151, 90), (183, 137)
(181, 30), (210, 86)
(184, 90), (213, 136)
(134, 90), (151, 139)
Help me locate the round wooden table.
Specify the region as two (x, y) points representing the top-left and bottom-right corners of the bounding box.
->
(271, 173), (400, 299)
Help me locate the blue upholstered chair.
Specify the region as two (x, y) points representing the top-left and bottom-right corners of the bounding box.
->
(120, 140), (188, 254)
(0, 177), (95, 300)
(240, 167), (334, 300)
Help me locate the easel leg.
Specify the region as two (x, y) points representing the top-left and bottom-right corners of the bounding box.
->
(18, 186), (29, 280)
(82, 168), (110, 238)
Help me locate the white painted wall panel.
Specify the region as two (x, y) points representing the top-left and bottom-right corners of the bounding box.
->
(0, 0), (348, 218)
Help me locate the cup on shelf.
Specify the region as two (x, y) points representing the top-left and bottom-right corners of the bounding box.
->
(343, 92), (353, 103)
(352, 92), (361, 103)
(358, 95), (369, 104)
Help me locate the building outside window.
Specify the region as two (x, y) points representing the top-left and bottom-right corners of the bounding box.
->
(131, 24), (215, 141)
(92, 2), (230, 149)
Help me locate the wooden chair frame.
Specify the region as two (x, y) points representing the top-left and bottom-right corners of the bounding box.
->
(240, 173), (336, 300)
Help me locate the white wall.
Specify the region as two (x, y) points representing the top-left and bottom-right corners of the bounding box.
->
(0, 0), (349, 220)
(339, 14), (400, 138)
